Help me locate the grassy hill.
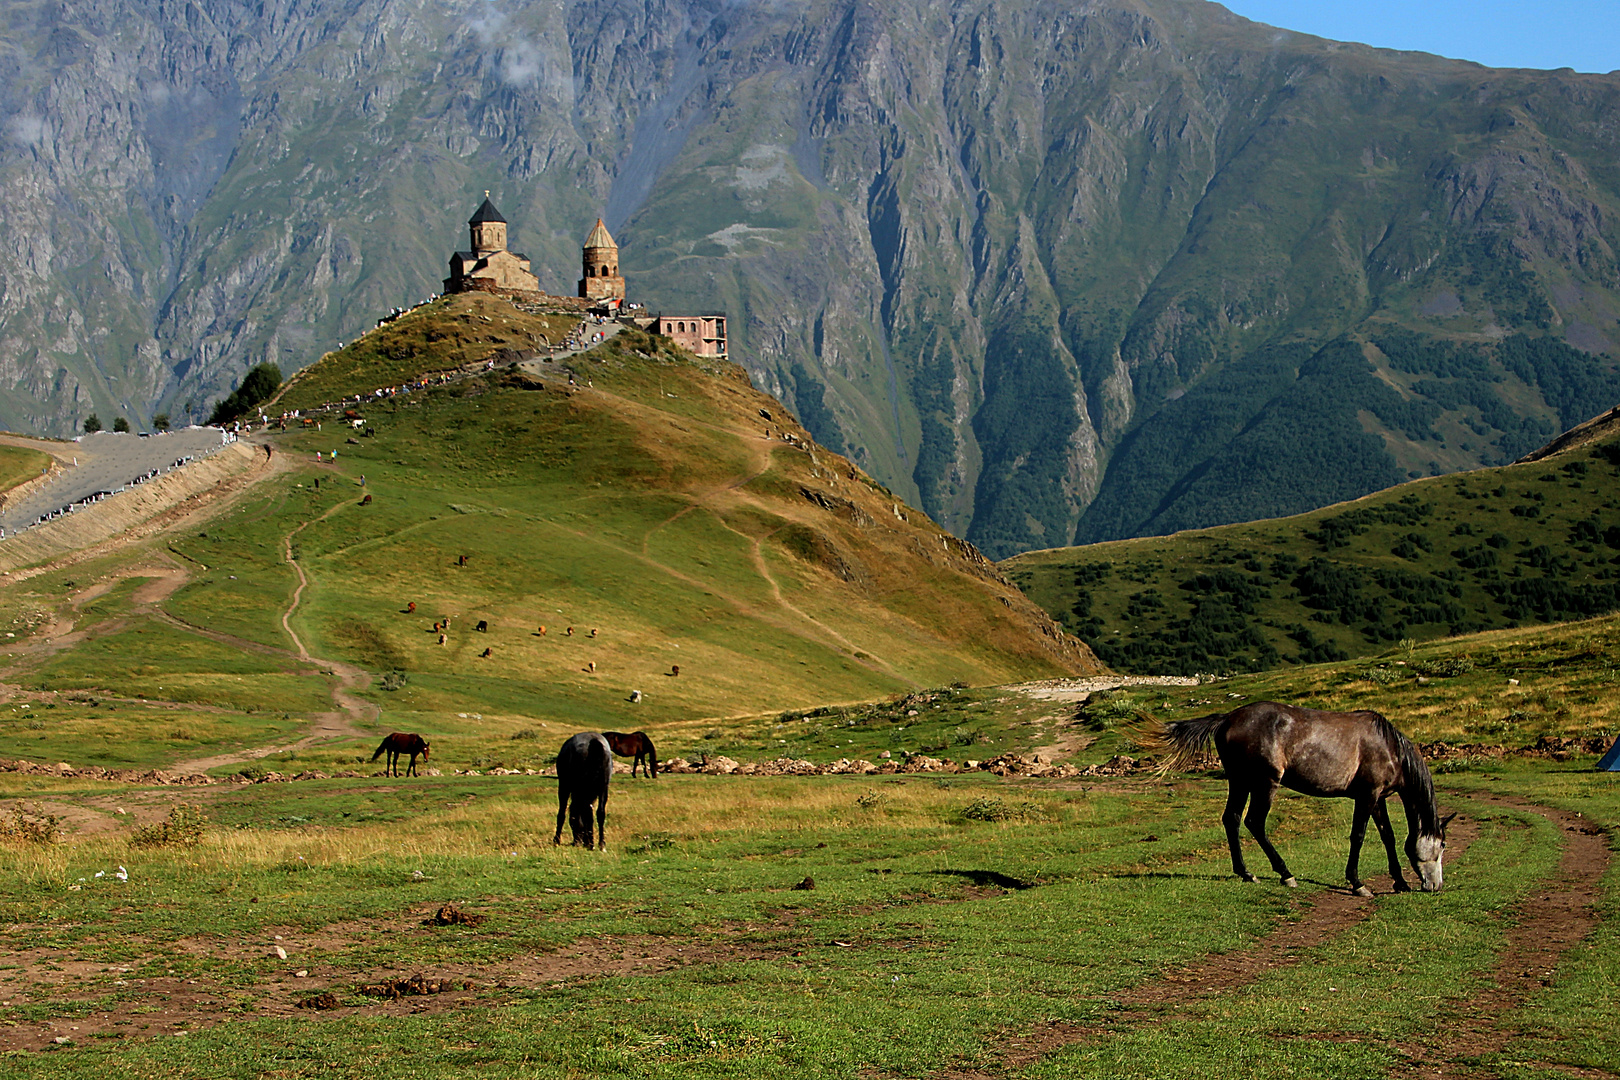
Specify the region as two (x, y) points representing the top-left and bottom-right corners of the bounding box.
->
(0, 294), (1092, 774)
(1004, 411), (1620, 675)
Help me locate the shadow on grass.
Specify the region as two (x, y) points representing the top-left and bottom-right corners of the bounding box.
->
(1102, 869), (1237, 882)
(928, 869), (1039, 890)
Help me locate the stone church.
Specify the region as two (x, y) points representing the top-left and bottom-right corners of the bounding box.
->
(443, 196), (540, 295)
(442, 198), (727, 357)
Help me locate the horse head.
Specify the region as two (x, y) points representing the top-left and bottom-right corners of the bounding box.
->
(1408, 811), (1455, 892)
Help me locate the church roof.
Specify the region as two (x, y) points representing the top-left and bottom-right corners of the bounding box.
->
(469, 197), (507, 225)
(584, 217), (616, 249)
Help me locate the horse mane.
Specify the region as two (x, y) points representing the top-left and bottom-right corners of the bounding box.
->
(1377, 714), (1440, 836)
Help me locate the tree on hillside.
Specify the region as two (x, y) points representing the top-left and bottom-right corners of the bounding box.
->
(112, 417), (130, 433)
(83, 414), (101, 433)
(208, 363), (282, 426)
(153, 413), (171, 432)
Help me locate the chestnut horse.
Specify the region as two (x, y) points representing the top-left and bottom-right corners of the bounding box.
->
(371, 732), (430, 777)
(555, 732), (612, 849)
(603, 730), (658, 778)
(1139, 701), (1452, 895)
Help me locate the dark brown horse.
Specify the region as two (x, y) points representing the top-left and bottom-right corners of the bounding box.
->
(555, 732), (612, 849)
(371, 732), (430, 777)
(1141, 701), (1452, 895)
(602, 731), (658, 778)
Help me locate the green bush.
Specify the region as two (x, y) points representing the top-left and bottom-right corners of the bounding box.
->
(0, 804), (61, 844)
(961, 797), (1051, 823)
(130, 804), (209, 848)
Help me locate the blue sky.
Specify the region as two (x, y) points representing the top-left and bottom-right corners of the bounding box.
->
(1220, 1), (1620, 73)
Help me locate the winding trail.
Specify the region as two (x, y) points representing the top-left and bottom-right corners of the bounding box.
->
(931, 792), (1610, 1080)
(169, 498), (378, 773)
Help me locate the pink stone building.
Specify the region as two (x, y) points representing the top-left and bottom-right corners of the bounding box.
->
(651, 314), (727, 358)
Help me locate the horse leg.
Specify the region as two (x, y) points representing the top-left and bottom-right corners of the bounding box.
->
(1347, 798), (1374, 897)
(1371, 798), (1412, 892)
(595, 791), (608, 851)
(554, 789), (568, 845)
(407, 752), (418, 777)
(1244, 783), (1297, 887)
(1222, 784), (1256, 882)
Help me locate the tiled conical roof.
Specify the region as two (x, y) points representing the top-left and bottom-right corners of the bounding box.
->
(469, 197), (506, 224)
(584, 218), (616, 249)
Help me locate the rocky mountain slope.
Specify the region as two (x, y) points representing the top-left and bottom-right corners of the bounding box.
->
(5, 0), (1620, 556)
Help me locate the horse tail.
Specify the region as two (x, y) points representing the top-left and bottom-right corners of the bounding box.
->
(1132, 710), (1230, 775)
(370, 737), (389, 762)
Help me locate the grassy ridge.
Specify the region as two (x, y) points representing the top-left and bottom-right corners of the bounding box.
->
(0, 445), (51, 495)
(1005, 417), (1620, 674)
(270, 294), (579, 414)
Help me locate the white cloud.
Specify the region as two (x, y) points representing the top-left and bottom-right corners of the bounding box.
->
(501, 39), (543, 84)
(467, 1), (544, 87)
(467, 1), (507, 42)
(7, 112), (45, 146)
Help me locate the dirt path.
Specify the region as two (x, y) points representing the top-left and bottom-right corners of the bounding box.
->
(932, 793), (1609, 1079)
(1394, 794), (1612, 1078)
(169, 500), (377, 773)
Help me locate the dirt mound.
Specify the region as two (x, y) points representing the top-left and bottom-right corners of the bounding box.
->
(425, 904), (486, 927)
(358, 974), (475, 999)
(294, 992), (341, 1010)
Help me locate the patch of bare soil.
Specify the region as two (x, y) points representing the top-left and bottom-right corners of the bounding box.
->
(0, 906), (807, 1051)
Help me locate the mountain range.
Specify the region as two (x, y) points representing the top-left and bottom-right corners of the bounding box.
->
(6, 0), (1620, 557)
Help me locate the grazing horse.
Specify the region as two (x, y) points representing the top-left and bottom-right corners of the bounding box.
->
(371, 732), (430, 777)
(554, 732), (613, 849)
(1140, 701), (1452, 895)
(603, 731), (658, 778)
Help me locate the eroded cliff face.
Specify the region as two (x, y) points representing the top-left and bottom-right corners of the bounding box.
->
(4, 0), (1620, 555)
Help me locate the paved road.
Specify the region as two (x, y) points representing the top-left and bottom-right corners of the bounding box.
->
(0, 428), (234, 536)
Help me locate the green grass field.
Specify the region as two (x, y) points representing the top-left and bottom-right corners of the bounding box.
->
(0, 445), (51, 495)
(0, 751), (1611, 1077)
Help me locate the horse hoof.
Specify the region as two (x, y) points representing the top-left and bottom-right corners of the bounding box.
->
(1353, 885), (1374, 898)
(1240, 873), (1258, 883)
(1393, 881), (1412, 893)
(1282, 877), (1298, 889)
